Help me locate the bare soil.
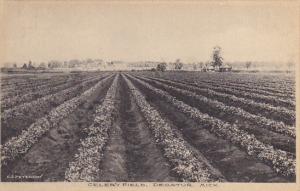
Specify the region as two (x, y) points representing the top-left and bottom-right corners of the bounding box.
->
(97, 77), (177, 181)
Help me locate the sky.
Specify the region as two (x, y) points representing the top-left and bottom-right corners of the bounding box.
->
(1, 1), (299, 64)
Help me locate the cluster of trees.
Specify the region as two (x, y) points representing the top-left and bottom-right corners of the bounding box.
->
(47, 59), (102, 69)
(154, 46), (226, 72)
(154, 59), (182, 72)
(156, 62), (167, 72)
(16, 59), (105, 70)
(21, 61), (36, 70)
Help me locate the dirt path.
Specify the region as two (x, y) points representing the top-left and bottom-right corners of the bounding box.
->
(97, 77), (177, 182)
(2, 77), (113, 182)
(133, 81), (291, 182)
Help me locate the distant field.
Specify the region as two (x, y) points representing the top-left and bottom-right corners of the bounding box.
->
(0, 71), (296, 182)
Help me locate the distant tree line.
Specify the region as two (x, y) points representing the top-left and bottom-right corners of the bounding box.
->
(14, 59), (105, 70)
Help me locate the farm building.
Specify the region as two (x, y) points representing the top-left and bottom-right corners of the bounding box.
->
(219, 64), (232, 72)
(202, 65), (215, 72)
(203, 65), (232, 72)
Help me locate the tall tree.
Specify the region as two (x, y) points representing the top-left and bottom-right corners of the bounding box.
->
(22, 63), (28, 69)
(174, 59), (183, 70)
(157, 62), (167, 72)
(245, 62), (252, 70)
(212, 46), (223, 68)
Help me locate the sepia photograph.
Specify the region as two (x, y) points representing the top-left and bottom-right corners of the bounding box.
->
(0, 0), (299, 190)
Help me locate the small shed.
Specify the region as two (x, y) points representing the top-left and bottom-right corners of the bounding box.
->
(219, 65), (232, 72)
(207, 65), (215, 72)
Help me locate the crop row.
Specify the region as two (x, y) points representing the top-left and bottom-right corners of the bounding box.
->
(201, 79), (294, 96)
(1, 73), (73, 87)
(136, 76), (295, 138)
(228, 77), (295, 89)
(1, 77), (53, 89)
(123, 75), (224, 182)
(1, 79), (55, 97)
(1, 75), (71, 99)
(1, 76), (32, 84)
(1, 80), (64, 101)
(196, 72), (295, 90)
(1, 74), (71, 93)
(138, 72), (294, 100)
(137, 75), (294, 126)
(65, 75), (119, 182)
(127, 74), (295, 178)
(1, 75), (113, 166)
(1, 74), (103, 110)
(198, 79), (294, 100)
(1, 73), (100, 100)
(149, 77), (295, 109)
(1, 74), (112, 128)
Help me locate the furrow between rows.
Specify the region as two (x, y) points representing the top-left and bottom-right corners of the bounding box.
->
(1, 75), (114, 167)
(65, 75), (119, 181)
(127, 74), (295, 178)
(123, 74), (225, 182)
